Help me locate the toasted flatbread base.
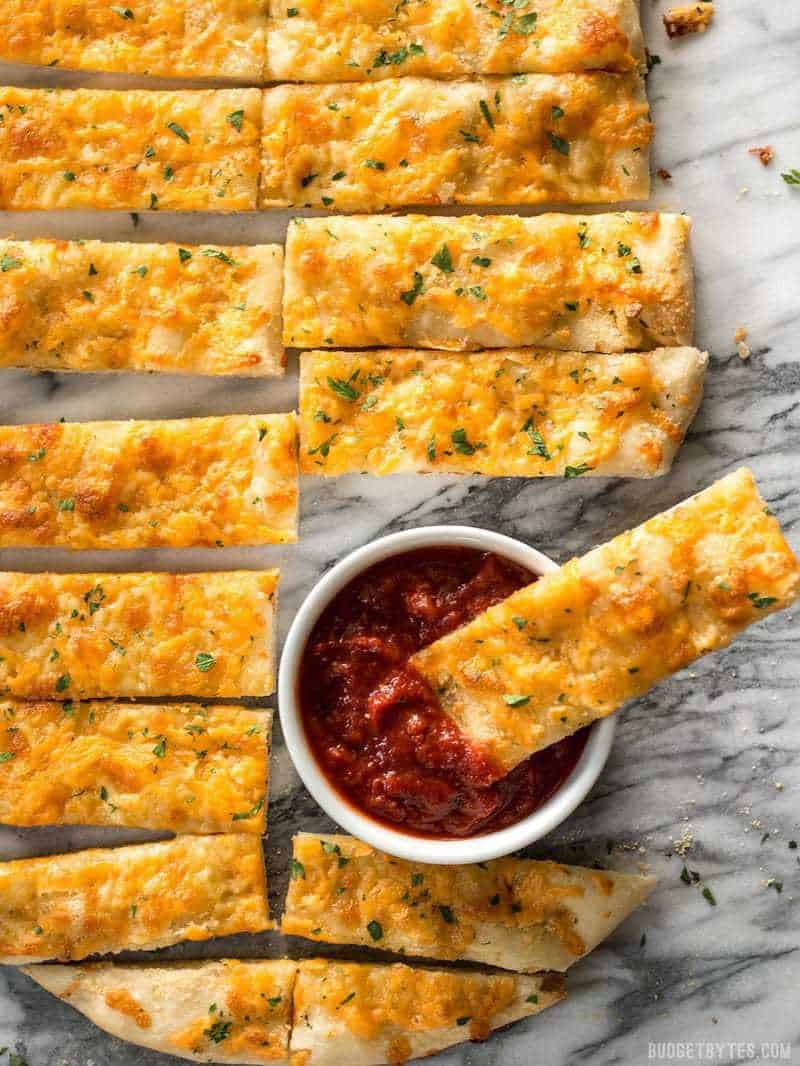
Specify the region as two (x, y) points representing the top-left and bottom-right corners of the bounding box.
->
(260, 74), (651, 210)
(0, 239), (284, 377)
(24, 960), (295, 1064)
(0, 835), (271, 964)
(0, 701), (270, 834)
(283, 834), (655, 972)
(0, 414), (298, 549)
(291, 959), (565, 1066)
(0, 88), (261, 211)
(266, 0), (644, 81)
(0, 570), (279, 699)
(412, 468), (800, 771)
(283, 212), (694, 352)
(299, 347), (707, 478)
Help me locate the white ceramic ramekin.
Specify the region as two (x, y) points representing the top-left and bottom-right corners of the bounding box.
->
(279, 525), (615, 864)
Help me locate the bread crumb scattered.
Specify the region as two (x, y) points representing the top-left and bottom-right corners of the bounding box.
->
(657, 168), (673, 181)
(748, 146), (774, 166)
(735, 326), (751, 361)
(664, 3), (715, 39)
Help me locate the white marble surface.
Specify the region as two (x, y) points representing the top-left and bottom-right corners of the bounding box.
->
(1, 1), (800, 1063)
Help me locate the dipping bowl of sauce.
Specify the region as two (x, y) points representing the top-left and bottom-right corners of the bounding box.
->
(279, 526), (615, 864)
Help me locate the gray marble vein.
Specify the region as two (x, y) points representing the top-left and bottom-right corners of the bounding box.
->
(0, 1), (799, 1062)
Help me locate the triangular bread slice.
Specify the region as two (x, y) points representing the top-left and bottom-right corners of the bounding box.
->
(23, 960), (296, 1064)
(282, 833), (655, 972)
(291, 959), (565, 1066)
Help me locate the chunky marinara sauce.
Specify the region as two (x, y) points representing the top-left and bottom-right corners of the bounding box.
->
(299, 546), (588, 838)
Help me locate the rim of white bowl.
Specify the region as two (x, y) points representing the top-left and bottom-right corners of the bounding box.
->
(278, 525), (615, 864)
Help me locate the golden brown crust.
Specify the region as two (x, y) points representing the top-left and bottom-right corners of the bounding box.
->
(299, 347), (707, 478)
(0, 88), (261, 211)
(412, 469), (800, 771)
(0, 415), (298, 549)
(283, 212), (695, 352)
(0, 835), (271, 963)
(0, 239), (284, 376)
(0, 570), (278, 700)
(266, 0), (644, 81)
(283, 834), (656, 972)
(290, 959), (564, 1065)
(663, 4), (715, 39)
(0, 0), (267, 79)
(260, 74), (651, 210)
(0, 701), (270, 834)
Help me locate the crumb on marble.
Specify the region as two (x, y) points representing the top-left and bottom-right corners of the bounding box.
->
(748, 146), (774, 166)
(657, 167), (672, 181)
(735, 326), (751, 360)
(664, 3), (715, 39)
(672, 826), (694, 857)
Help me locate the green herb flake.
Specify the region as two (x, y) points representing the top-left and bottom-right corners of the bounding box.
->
(702, 886), (717, 906)
(400, 270), (425, 305)
(195, 652), (216, 672)
(204, 1021), (232, 1044)
(111, 5), (134, 17)
(1, 255), (22, 272)
(291, 858), (306, 880)
(504, 694), (530, 707)
(227, 109), (244, 132)
(166, 120), (190, 143)
(56, 673), (72, 692)
(564, 464), (593, 478)
(431, 244), (453, 273)
(548, 131), (569, 155)
(748, 592), (778, 609)
(456, 1016), (471, 1027)
(328, 376), (360, 402)
(472, 256), (491, 267)
(479, 99), (495, 130)
(367, 919), (383, 941)
(0, 752), (15, 764)
(232, 797), (264, 821)
(152, 736), (167, 758)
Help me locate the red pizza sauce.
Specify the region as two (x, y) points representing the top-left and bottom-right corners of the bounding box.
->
(299, 546), (588, 838)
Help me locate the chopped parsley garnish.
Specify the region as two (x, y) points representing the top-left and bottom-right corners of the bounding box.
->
(525, 994), (539, 1004)
(111, 5), (134, 17)
(204, 1021), (232, 1044)
(166, 121), (190, 143)
(522, 417), (551, 460)
(328, 376), (360, 401)
(56, 674), (71, 692)
(564, 464), (593, 478)
(427, 437), (437, 462)
(400, 271), (425, 305)
(57, 498), (75, 511)
(504, 694), (530, 707)
(431, 244), (453, 273)
(63, 171), (76, 182)
(0, 752), (15, 763)
(151, 736), (167, 758)
(479, 100), (495, 130)
(513, 617), (527, 629)
(178, 248), (192, 263)
(367, 919), (383, 941)
(268, 995), (282, 1007)
(451, 427), (484, 455)
(456, 1016), (471, 1026)
(438, 905), (456, 923)
(748, 592), (777, 609)
(195, 652), (216, 672)
(0, 255), (21, 272)
(82, 290), (94, 302)
(472, 256), (491, 267)
(202, 248), (237, 266)
(411, 872), (424, 886)
(551, 106), (564, 120)
(782, 169), (800, 186)
(227, 110), (244, 132)
(291, 858), (306, 880)
(331, 170), (346, 181)
(548, 131), (569, 155)
(617, 242), (632, 257)
(460, 129), (481, 144)
(702, 886), (717, 906)
(338, 992), (356, 1007)
(469, 285), (487, 300)
(232, 797), (264, 821)
(364, 159), (385, 170)
(577, 221), (590, 248)
(301, 172), (317, 187)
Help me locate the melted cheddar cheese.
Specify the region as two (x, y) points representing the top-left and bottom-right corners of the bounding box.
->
(0, 414), (298, 549)
(282, 834), (655, 972)
(266, 0), (644, 81)
(283, 212), (695, 352)
(0, 701), (270, 834)
(0, 835), (271, 963)
(0, 0), (267, 79)
(291, 959), (564, 1064)
(26, 959), (296, 1064)
(0, 569), (278, 700)
(0, 88), (261, 211)
(412, 468), (800, 772)
(300, 347), (706, 478)
(260, 74), (651, 210)
(0, 239), (284, 376)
